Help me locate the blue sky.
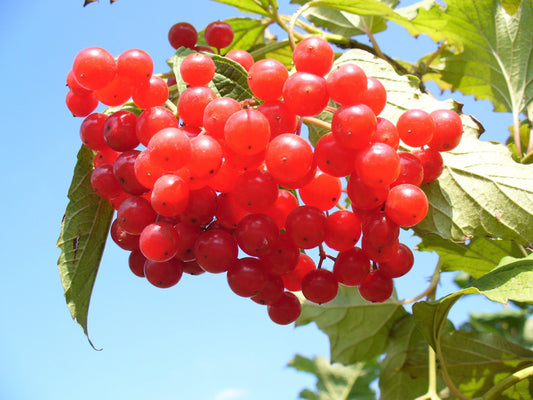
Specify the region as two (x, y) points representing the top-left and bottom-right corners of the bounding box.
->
(0, 1), (512, 399)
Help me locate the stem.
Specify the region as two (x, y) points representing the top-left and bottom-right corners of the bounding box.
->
(482, 365), (533, 400)
(302, 116), (332, 131)
(295, 117), (304, 136)
(364, 20), (386, 61)
(288, 3), (311, 50)
(513, 111), (523, 158)
(165, 99), (178, 116)
(317, 244), (327, 269)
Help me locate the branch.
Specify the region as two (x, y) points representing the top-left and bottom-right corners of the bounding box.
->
(481, 364), (533, 400)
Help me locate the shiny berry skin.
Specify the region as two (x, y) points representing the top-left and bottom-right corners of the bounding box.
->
(358, 269), (394, 303)
(355, 142), (400, 188)
(293, 36), (334, 76)
(168, 22), (198, 49)
(139, 222), (180, 262)
(331, 104), (377, 150)
(247, 59), (289, 101)
(359, 77), (387, 116)
(193, 229), (239, 274)
(267, 291), (301, 325)
(333, 247), (370, 286)
(302, 268), (339, 304)
(150, 174), (190, 217)
(428, 109), (463, 151)
(180, 53), (216, 86)
(113, 150), (149, 195)
(385, 183), (429, 227)
(132, 76), (169, 109)
(177, 86), (216, 127)
(325, 210), (362, 252)
(326, 63), (367, 106)
(72, 47), (117, 90)
(232, 169), (278, 213)
(397, 109), (436, 147)
(116, 196), (157, 235)
(282, 254), (316, 292)
(392, 152), (424, 187)
(144, 258), (184, 288)
(227, 257), (267, 297)
(111, 219), (140, 251)
(128, 249), (146, 277)
(116, 48), (153, 88)
(235, 213), (280, 257)
(265, 133), (314, 182)
(412, 147), (444, 184)
(378, 243), (414, 278)
(91, 164), (123, 200)
(65, 90), (98, 117)
(299, 170), (342, 211)
(136, 106), (180, 147)
(204, 21), (234, 50)
(225, 49), (254, 71)
(147, 127), (191, 171)
(282, 72), (329, 117)
(285, 205), (327, 249)
(103, 110), (139, 152)
(79, 113), (108, 151)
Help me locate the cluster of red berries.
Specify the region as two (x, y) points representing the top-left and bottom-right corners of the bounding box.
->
(66, 22), (463, 326)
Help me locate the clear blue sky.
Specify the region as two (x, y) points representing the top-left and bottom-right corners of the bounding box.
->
(0, 1), (511, 399)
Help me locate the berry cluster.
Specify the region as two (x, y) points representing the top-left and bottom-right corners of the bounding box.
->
(66, 23), (463, 326)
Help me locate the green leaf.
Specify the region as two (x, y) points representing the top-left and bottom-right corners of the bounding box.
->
(220, 17), (270, 53)
(413, 253), (533, 348)
(250, 39), (294, 66)
(440, 330), (533, 399)
(291, 0), (399, 37)
(288, 355), (378, 400)
(413, 0), (533, 116)
(296, 285), (408, 364)
(168, 47), (254, 101)
(461, 308), (533, 347)
(210, 0), (271, 16)
(379, 315), (441, 400)
(56, 145), (114, 348)
(416, 234), (525, 279)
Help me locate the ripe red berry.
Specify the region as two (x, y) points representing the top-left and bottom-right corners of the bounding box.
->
(385, 183), (429, 227)
(301, 268), (338, 304)
(72, 47), (117, 91)
(428, 109), (463, 151)
(204, 21), (234, 50)
(267, 291), (301, 325)
(293, 36), (334, 76)
(168, 22), (198, 49)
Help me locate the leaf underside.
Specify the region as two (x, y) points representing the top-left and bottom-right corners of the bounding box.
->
(56, 145), (114, 348)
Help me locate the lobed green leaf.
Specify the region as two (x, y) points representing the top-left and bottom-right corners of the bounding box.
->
(416, 234), (526, 279)
(291, 0), (400, 38)
(411, 0), (533, 115)
(56, 145), (114, 348)
(413, 252), (533, 349)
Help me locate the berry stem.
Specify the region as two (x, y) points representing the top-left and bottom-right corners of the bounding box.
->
(165, 99), (178, 116)
(302, 116), (332, 131)
(317, 243), (327, 269)
(295, 117), (304, 136)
